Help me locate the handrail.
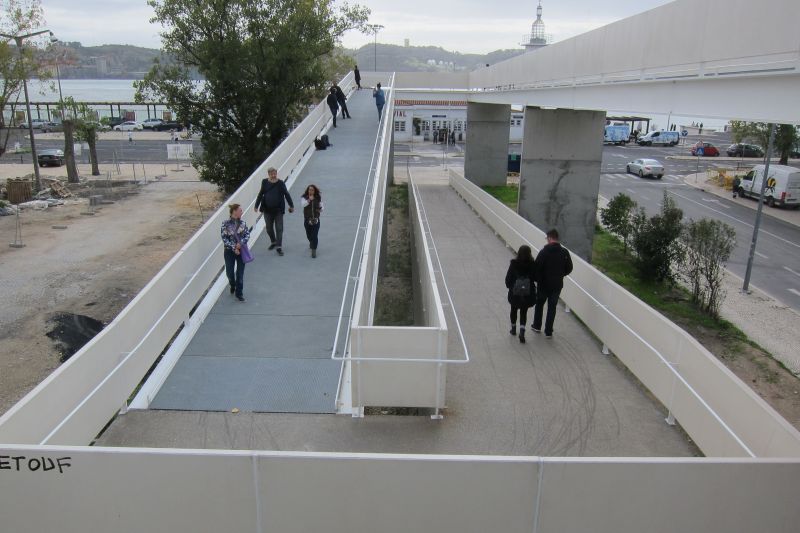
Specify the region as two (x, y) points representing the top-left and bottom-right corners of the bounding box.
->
(449, 171), (756, 457)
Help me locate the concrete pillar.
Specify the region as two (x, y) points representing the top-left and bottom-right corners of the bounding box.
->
(464, 102), (510, 187)
(518, 107), (605, 262)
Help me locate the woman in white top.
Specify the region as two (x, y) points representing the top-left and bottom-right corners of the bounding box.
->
(300, 184), (324, 258)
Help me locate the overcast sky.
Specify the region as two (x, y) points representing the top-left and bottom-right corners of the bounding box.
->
(42, 0), (673, 54)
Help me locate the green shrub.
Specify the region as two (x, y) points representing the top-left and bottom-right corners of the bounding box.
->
(631, 192), (684, 283)
(600, 193), (637, 253)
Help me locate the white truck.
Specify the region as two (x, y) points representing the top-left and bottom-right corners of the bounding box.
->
(604, 124), (630, 145)
(636, 130), (680, 146)
(736, 164), (800, 209)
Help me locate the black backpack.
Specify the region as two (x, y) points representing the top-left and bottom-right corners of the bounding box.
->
(321, 134), (331, 147)
(512, 276), (531, 298)
(314, 137), (327, 150)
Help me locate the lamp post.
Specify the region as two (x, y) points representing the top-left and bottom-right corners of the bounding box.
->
(0, 28), (51, 191)
(49, 34), (65, 114)
(366, 24), (384, 71)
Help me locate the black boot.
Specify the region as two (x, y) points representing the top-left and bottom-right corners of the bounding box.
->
(519, 328), (526, 344)
(509, 324), (516, 336)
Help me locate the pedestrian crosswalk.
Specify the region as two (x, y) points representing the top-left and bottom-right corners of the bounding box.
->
(602, 173), (684, 183)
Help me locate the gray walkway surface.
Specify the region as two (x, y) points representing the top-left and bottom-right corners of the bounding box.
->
(149, 89), (380, 414)
(99, 163), (697, 457)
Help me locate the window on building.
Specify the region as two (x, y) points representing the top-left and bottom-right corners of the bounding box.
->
(394, 121), (406, 132)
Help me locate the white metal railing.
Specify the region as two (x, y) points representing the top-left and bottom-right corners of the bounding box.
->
(449, 169), (800, 458)
(0, 73), (355, 446)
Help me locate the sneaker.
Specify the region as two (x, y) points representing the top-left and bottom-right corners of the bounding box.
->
(229, 285), (235, 294)
(312, 249), (317, 258)
(545, 333), (553, 338)
(268, 243), (277, 250)
(236, 295), (246, 302)
(509, 325), (516, 336)
(532, 327), (542, 333)
(276, 248), (284, 256)
(519, 329), (526, 344)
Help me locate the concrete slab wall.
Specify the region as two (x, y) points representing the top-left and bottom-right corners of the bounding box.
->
(464, 102), (510, 187)
(518, 107), (605, 261)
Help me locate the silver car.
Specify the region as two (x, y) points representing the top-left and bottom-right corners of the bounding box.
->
(627, 158), (664, 179)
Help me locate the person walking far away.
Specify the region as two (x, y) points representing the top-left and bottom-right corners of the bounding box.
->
(699, 122), (703, 135)
(505, 245), (537, 344)
(301, 184), (324, 258)
(221, 203), (250, 302)
(373, 83), (385, 122)
(732, 175), (741, 198)
(532, 229), (573, 338)
(326, 87), (339, 128)
(127, 130), (133, 143)
(354, 65), (361, 89)
(334, 83), (351, 119)
(254, 167), (294, 256)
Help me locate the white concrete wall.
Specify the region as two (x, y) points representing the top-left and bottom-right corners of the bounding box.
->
(1, 446), (799, 533)
(449, 169), (800, 458)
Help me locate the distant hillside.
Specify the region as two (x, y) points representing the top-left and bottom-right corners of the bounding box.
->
(52, 41), (525, 79)
(349, 43), (524, 72)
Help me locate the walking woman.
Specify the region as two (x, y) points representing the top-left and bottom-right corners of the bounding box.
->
(301, 184), (324, 258)
(505, 245), (536, 343)
(221, 203), (250, 302)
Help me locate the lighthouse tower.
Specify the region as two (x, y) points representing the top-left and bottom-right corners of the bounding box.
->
(523, 1), (548, 52)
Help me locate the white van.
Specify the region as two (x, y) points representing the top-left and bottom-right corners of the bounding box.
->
(636, 130), (680, 146)
(736, 164), (800, 208)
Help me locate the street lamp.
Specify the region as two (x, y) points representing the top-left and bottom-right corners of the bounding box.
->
(0, 28), (52, 191)
(365, 24), (384, 71)
(49, 33), (65, 114)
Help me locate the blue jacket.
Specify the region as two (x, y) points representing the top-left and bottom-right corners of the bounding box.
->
(373, 88), (385, 106)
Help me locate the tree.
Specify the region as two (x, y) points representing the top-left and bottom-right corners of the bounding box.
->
(61, 96), (101, 176)
(728, 121), (799, 164)
(600, 193), (637, 253)
(680, 219), (736, 317)
(135, 0), (370, 193)
(0, 0), (49, 155)
(631, 192), (684, 283)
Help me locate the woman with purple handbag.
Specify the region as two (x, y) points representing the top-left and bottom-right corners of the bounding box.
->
(221, 203), (252, 302)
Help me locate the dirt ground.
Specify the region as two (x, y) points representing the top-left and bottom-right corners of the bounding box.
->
(0, 167), (220, 415)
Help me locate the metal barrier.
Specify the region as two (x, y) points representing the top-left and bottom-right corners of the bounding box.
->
(0, 73), (356, 446)
(448, 168), (800, 458)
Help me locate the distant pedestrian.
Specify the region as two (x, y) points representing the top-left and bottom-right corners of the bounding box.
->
(532, 229), (573, 338)
(254, 167), (294, 256)
(333, 84), (351, 119)
(354, 65), (361, 89)
(699, 122), (703, 135)
(221, 203), (250, 302)
(327, 87), (339, 128)
(301, 184), (324, 258)
(127, 130), (133, 143)
(505, 245), (537, 344)
(373, 83), (385, 122)
(732, 175), (741, 198)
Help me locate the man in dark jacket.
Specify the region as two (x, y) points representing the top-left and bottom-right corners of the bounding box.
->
(326, 87), (339, 128)
(354, 65), (361, 89)
(333, 84), (351, 119)
(254, 167), (294, 256)
(532, 229), (573, 337)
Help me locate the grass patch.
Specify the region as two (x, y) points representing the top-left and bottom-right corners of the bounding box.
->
(483, 185), (518, 210)
(374, 184), (414, 326)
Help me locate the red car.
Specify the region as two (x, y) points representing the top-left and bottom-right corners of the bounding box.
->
(691, 142), (720, 157)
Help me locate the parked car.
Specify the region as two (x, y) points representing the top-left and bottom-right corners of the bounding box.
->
(104, 117), (125, 129)
(726, 143), (764, 157)
(154, 120), (185, 132)
(626, 158), (665, 179)
(690, 141), (719, 157)
(141, 118), (164, 129)
(19, 118), (49, 129)
(37, 148), (65, 167)
(113, 121), (144, 131)
(636, 130), (680, 146)
(40, 121), (63, 133)
(735, 164), (800, 208)
(604, 124), (630, 145)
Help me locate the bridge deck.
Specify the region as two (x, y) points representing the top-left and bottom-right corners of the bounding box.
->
(149, 90), (379, 413)
(100, 163), (695, 457)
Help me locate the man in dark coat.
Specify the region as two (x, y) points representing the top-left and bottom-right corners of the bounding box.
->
(532, 229), (573, 337)
(326, 87), (339, 128)
(254, 167), (294, 256)
(333, 84), (351, 119)
(354, 65), (361, 89)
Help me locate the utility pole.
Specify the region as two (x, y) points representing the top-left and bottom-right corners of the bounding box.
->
(366, 24), (384, 71)
(742, 122), (776, 293)
(0, 29), (52, 191)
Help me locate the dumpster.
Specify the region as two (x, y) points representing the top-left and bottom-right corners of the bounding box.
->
(6, 178), (33, 204)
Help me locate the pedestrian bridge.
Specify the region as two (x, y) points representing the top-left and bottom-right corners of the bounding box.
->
(3, 1), (800, 530)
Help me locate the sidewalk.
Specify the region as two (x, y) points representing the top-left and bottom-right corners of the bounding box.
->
(681, 171), (800, 229)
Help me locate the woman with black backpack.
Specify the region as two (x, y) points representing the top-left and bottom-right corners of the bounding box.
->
(505, 245), (536, 343)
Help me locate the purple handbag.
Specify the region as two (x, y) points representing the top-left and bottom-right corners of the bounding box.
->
(234, 222), (254, 263)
